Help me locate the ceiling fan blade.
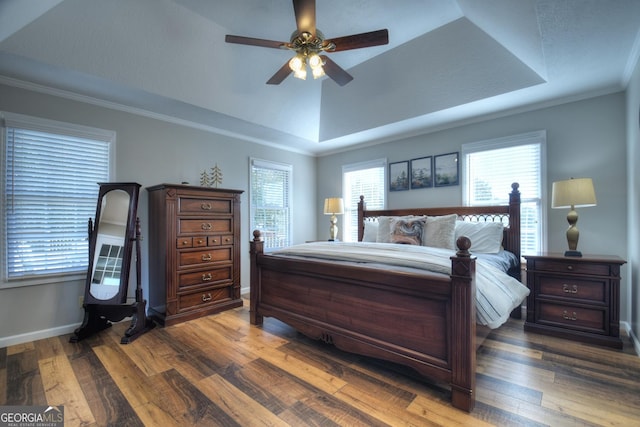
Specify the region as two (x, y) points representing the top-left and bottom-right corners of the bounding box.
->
(293, 0), (316, 35)
(266, 62), (292, 85)
(325, 29), (389, 52)
(225, 35), (289, 49)
(320, 55), (353, 86)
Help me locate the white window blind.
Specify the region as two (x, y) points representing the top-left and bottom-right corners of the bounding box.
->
(342, 159), (386, 242)
(462, 131), (546, 255)
(2, 113), (112, 280)
(250, 158), (292, 251)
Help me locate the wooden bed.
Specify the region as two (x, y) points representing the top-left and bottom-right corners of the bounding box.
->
(249, 183), (521, 412)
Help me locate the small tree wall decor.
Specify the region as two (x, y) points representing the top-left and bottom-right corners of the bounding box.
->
(200, 164), (223, 188)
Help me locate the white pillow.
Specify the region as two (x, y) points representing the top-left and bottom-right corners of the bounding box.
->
(362, 220), (378, 242)
(454, 221), (504, 253)
(422, 214), (457, 250)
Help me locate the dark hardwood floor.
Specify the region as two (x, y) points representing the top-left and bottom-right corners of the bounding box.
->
(2, 299), (639, 426)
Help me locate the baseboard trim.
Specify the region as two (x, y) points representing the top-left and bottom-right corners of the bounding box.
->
(0, 323), (80, 348)
(620, 321), (640, 356)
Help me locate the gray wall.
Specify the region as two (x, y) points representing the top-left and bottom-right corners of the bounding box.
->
(626, 54), (640, 352)
(0, 82), (316, 346)
(317, 92), (633, 336)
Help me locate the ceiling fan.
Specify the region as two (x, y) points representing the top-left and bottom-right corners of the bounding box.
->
(225, 0), (389, 86)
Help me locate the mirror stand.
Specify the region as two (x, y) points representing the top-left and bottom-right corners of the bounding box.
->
(70, 182), (154, 344)
(71, 218), (154, 343)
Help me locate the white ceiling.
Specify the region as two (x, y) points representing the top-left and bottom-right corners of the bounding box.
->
(1, 0), (639, 155)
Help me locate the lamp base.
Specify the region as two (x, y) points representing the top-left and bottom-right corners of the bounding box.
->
(564, 250), (582, 257)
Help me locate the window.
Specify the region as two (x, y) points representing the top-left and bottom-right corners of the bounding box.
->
(342, 159), (386, 242)
(249, 158), (292, 251)
(2, 112), (113, 282)
(461, 131), (546, 255)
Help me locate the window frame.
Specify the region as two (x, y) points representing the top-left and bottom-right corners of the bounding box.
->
(461, 130), (547, 255)
(341, 158), (387, 242)
(249, 157), (293, 252)
(1, 112), (114, 288)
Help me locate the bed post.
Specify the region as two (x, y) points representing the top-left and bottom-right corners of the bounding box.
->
(249, 230), (264, 325)
(450, 236), (476, 412)
(357, 195), (365, 241)
(507, 182), (521, 263)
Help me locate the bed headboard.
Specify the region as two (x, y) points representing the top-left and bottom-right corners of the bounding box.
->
(357, 182), (521, 262)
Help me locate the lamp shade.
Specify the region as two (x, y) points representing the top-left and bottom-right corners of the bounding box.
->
(551, 178), (597, 209)
(323, 197), (344, 215)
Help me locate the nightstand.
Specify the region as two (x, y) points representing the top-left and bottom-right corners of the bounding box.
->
(524, 253), (626, 349)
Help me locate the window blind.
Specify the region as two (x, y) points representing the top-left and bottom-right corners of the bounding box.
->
(342, 159), (386, 241)
(4, 120), (111, 279)
(462, 131), (545, 255)
(250, 158), (292, 251)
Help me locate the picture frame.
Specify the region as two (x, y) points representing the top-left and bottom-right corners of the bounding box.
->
(410, 156), (433, 189)
(434, 152), (459, 187)
(389, 161), (409, 191)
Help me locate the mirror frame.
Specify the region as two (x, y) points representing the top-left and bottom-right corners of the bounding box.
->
(84, 182), (141, 305)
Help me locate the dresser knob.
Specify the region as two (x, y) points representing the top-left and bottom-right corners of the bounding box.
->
(566, 265), (573, 271)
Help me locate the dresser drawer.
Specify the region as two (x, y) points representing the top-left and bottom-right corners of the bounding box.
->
(207, 235), (233, 246)
(538, 276), (607, 303)
(177, 286), (233, 312)
(537, 302), (606, 334)
(178, 197), (232, 214)
(532, 259), (611, 276)
(179, 218), (232, 235)
(179, 247), (232, 267)
(177, 237), (193, 248)
(178, 266), (232, 290)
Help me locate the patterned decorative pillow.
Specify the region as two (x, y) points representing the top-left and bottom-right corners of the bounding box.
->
(390, 217), (426, 245)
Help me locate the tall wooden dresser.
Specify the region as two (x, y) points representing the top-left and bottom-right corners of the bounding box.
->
(147, 184), (243, 326)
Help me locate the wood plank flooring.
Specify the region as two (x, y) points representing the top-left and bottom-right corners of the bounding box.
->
(2, 299), (639, 426)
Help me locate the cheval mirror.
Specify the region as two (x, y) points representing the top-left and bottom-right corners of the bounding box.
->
(70, 182), (154, 344)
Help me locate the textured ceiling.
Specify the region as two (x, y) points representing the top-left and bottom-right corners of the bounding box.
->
(0, 0), (639, 155)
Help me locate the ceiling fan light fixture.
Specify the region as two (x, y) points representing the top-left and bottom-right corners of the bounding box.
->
(288, 54), (305, 72)
(293, 67), (307, 80)
(312, 66), (325, 79)
(308, 52), (323, 69)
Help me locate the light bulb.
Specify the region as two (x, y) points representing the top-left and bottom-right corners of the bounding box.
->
(293, 67), (307, 80)
(312, 66), (325, 79)
(288, 55), (304, 72)
(308, 53), (323, 69)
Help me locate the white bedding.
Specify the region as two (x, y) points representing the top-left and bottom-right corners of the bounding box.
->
(272, 241), (530, 329)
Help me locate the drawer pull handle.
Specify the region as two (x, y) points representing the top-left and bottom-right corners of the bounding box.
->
(562, 310), (577, 321)
(201, 203), (212, 210)
(201, 253), (212, 261)
(566, 265), (573, 271)
(202, 273), (212, 281)
(201, 223), (212, 230)
(562, 284), (578, 294)
(202, 293), (212, 302)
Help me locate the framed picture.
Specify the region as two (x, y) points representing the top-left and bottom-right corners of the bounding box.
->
(434, 152), (459, 187)
(410, 156), (433, 189)
(389, 161), (409, 191)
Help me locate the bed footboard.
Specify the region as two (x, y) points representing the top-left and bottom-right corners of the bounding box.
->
(249, 231), (477, 412)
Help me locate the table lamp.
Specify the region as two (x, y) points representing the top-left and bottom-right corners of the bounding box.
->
(323, 197), (344, 241)
(551, 177), (597, 257)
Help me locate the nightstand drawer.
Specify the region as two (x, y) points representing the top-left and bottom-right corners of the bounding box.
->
(537, 302), (606, 334)
(533, 259), (611, 276)
(538, 276), (606, 303)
